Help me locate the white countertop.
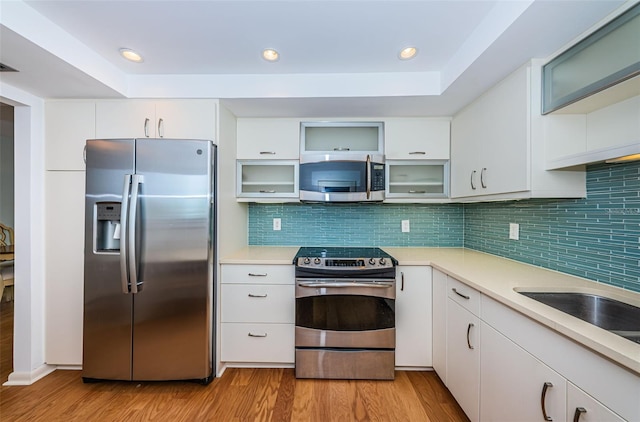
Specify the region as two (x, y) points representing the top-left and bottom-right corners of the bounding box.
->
(220, 246), (300, 265)
(220, 246), (640, 375)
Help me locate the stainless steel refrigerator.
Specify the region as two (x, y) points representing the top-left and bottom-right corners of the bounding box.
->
(82, 138), (215, 384)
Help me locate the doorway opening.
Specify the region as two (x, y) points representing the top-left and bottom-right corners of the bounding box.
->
(0, 102), (15, 383)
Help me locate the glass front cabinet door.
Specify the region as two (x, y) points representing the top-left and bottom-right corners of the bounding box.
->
(236, 160), (299, 201)
(385, 160), (449, 200)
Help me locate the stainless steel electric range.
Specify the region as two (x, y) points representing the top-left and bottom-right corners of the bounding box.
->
(293, 247), (398, 380)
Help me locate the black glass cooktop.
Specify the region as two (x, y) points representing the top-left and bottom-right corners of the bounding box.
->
(294, 247), (397, 262)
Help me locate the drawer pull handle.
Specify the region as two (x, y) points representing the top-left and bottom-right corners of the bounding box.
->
(541, 382), (553, 421)
(259, 190), (276, 193)
(259, 151), (276, 155)
(467, 323), (475, 349)
(248, 332), (267, 338)
(248, 273), (267, 277)
(573, 407), (587, 422)
(409, 151), (426, 155)
(408, 190), (426, 194)
(248, 293), (268, 298)
(452, 288), (470, 300)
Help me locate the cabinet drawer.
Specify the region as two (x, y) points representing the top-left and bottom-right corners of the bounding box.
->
(221, 284), (294, 323)
(447, 276), (480, 316)
(221, 323), (294, 363)
(221, 264), (294, 284)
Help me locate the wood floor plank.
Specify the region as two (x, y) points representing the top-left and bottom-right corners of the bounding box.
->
(1, 302), (469, 421)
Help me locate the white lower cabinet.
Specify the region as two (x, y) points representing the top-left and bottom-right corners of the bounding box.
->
(480, 322), (566, 422)
(220, 264), (295, 364)
(395, 266), (432, 367)
(446, 299), (481, 422)
(431, 269), (447, 382)
(567, 382), (625, 422)
(434, 273), (636, 422)
(220, 323), (294, 364)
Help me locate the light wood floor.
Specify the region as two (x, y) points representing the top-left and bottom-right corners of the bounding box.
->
(1, 301), (469, 421)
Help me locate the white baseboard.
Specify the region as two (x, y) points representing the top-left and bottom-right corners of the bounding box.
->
(3, 364), (56, 386)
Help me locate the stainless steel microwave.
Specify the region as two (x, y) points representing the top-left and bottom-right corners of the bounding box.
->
(299, 153), (385, 202)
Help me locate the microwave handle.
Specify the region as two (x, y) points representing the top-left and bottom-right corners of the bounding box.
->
(366, 154), (371, 199)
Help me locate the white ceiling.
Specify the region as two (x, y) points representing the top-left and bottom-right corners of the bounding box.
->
(0, 0), (632, 117)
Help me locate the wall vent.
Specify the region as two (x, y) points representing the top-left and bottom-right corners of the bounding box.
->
(0, 63), (18, 72)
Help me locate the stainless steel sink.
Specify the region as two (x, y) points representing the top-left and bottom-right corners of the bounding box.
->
(518, 292), (640, 344)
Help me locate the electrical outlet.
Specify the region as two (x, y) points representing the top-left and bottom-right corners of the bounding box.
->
(509, 223), (519, 240)
(402, 220), (410, 233)
(273, 218), (281, 231)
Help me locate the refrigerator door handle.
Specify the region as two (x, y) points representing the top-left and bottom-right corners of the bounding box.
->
(120, 174), (132, 294)
(128, 174), (144, 294)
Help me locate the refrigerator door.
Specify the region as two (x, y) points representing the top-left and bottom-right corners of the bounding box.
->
(132, 139), (214, 381)
(83, 139), (135, 381)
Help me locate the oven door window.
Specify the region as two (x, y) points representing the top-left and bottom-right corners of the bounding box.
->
(296, 295), (395, 331)
(299, 161), (366, 193)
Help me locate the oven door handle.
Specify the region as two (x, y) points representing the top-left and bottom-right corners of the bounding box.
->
(297, 281), (394, 288)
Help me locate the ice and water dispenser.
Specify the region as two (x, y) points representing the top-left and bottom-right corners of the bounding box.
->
(95, 202), (121, 253)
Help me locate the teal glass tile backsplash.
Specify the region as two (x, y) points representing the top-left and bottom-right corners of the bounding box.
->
(465, 161), (640, 292)
(248, 161), (639, 292)
(248, 203), (464, 247)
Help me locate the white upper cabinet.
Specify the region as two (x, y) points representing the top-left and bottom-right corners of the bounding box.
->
(96, 99), (217, 140)
(300, 121), (384, 154)
(236, 118), (300, 159)
(45, 100), (96, 171)
(154, 99), (217, 140)
(542, 3), (640, 114)
(546, 94), (640, 169)
(451, 61), (586, 201)
(96, 100), (156, 138)
(451, 65), (529, 199)
(384, 118), (450, 160)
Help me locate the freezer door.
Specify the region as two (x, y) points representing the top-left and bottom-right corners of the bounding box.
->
(132, 139), (214, 381)
(83, 139), (135, 381)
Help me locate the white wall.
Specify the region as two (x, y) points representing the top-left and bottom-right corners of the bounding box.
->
(0, 83), (54, 385)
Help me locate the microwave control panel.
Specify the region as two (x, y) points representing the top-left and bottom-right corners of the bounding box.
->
(371, 164), (385, 191)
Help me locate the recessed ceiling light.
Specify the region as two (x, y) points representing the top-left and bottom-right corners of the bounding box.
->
(262, 48), (280, 62)
(399, 47), (418, 60)
(119, 48), (144, 63)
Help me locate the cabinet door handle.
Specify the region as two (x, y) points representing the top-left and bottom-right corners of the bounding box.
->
(248, 332), (267, 338)
(83, 145), (87, 164)
(409, 151), (426, 155)
(466, 323), (475, 349)
(334, 147), (350, 151)
(480, 167), (487, 188)
(248, 293), (268, 298)
(259, 151), (276, 155)
(400, 272), (405, 291)
(541, 382), (553, 421)
(259, 190), (276, 193)
(248, 273), (267, 277)
(573, 407), (587, 422)
(158, 118), (164, 138)
(408, 190), (426, 194)
(452, 288), (470, 300)
(470, 170), (477, 190)
(144, 118), (150, 137)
